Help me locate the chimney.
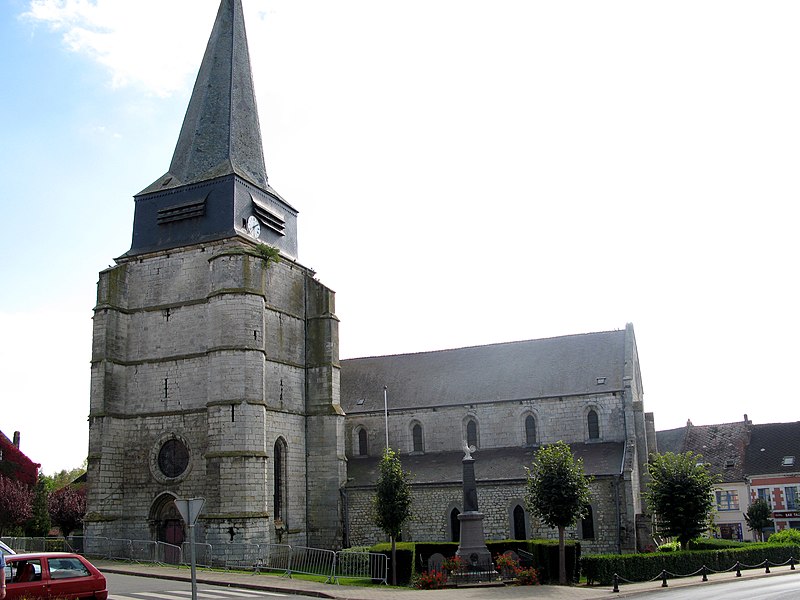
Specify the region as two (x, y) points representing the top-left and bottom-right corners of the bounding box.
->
(13, 431), (20, 448)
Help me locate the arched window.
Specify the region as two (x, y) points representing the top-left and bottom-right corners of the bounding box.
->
(587, 409), (599, 440)
(412, 423), (423, 453)
(274, 438), (288, 525)
(466, 419), (478, 448)
(580, 505), (595, 539)
(450, 508), (461, 542)
(525, 415), (536, 446)
(357, 427), (368, 456)
(513, 504), (527, 540)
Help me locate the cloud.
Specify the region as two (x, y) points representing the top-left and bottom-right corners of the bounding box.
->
(22, 0), (218, 97)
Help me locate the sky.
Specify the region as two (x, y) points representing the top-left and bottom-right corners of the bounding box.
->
(1, 0), (798, 475)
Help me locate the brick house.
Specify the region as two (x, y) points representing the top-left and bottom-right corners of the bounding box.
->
(745, 422), (800, 535)
(0, 430), (40, 486)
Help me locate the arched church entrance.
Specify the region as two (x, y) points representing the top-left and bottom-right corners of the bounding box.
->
(149, 493), (184, 564)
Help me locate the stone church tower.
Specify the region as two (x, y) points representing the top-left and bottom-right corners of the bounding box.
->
(85, 0), (346, 550)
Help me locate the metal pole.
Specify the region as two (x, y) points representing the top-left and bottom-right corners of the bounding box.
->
(383, 385), (389, 451)
(189, 523), (197, 600)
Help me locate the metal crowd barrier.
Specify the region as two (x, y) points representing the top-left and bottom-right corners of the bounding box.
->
(334, 550), (388, 585)
(2, 536), (386, 585)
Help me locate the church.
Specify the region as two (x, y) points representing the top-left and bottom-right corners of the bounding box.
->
(85, 0), (654, 556)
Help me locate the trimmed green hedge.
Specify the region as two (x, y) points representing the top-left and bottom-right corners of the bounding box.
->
(370, 539), (581, 585)
(581, 544), (800, 585)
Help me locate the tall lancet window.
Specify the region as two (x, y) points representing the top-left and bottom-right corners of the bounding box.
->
(466, 419), (478, 449)
(587, 410), (600, 440)
(274, 438), (288, 524)
(525, 415), (537, 446)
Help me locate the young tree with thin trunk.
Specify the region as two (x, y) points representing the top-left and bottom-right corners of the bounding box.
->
(524, 441), (592, 585)
(373, 448), (412, 585)
(644, 451), (719, 550)
(744, 498), (773, 542)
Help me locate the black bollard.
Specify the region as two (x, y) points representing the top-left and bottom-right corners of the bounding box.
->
(661, 570), (668, 587)
(612, 573), (619, 593)
(765, 560), (770, 574)
(701, 565), (707, 582)
(791, 557), (796, 571)
(735, 561), (741, 577)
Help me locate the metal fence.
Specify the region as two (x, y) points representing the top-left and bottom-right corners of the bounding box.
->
(334, 550), (388, 584)
(1, 536), (387, 585)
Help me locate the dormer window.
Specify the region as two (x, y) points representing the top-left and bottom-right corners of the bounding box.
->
(724, 459), (736, 468)
(596, 377), (606, 385)
(782, 456), (795, 467)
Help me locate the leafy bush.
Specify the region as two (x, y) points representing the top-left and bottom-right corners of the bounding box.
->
(768, 529), (800, 544)
(514, 567), (540, 585)
(658, 541), (679, 552)
(688, 537), (747, 550)
(582, 543), (800, 585)
(413, 569), (448, 589)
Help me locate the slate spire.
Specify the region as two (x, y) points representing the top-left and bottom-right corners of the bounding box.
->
(144, 0), (267, 192)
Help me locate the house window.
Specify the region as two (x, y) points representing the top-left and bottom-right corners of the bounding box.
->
(273, 438), (288, 524)
(757, 488), (773, 508)
(512, 504), (527, 540)
(524, 415), (536, 446)
(357, 427), (368, 456)
(412, 423), (423, 453)
(587, 410), (599, 440)
(580, 505), (595, 539)
(785, 486), (799, 510)
(466, 419), (478, 448)
(716, 490), (739, 511)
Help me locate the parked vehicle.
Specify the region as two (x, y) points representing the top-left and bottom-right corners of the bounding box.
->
(2, 552), (107, 600)
(0, 540), (15, 556)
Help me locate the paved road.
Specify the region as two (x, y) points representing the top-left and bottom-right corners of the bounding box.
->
(618, 575), (800, 599)
(106, 572), (320, 600)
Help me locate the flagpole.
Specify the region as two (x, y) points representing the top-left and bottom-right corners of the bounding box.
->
(383, 385), (389, 451)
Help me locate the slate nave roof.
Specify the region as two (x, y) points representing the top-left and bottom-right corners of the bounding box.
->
(341, 328), (629, 413)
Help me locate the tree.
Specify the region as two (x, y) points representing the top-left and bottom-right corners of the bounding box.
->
(48, 486), (87, 538)
(25, 476), (52, 537)
(644, 451), (719, 550)
(524, 441), (592, 584)
(0, 475), (34, 536)
(373, 448), (412, 585)
(744, 498), (773, 542)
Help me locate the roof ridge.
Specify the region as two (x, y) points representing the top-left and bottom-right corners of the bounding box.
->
(342, 328), (625, 361)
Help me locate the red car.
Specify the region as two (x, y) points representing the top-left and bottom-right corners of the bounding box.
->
(3, 552), (108, 600)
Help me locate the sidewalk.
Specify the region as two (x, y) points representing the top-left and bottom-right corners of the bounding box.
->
(96, 560), (800, 600)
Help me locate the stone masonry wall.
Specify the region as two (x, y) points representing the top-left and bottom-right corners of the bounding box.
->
(347, 476), (620, 554)
(346, 392), (625, 458)
(87, 239), (344, 549)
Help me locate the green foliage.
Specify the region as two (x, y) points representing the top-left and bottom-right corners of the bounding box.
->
(768, 528), (800, 544)
(525, 441), (592, 584)
(25, 477), (52, 537)
(644, 452), (720, 550)
(688, 537), (747, 550)
(657, 541), (679, 552)
(524, 441), (593, 530)
(582, 544), (800, 585)
(254, 243), (280, 264)
(744, 498), (773, 541)
(373, 449), (412, 585)
(373, 449), (412, 539)
(514, 567), (540, 585)
(40, 465), (86, 492)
